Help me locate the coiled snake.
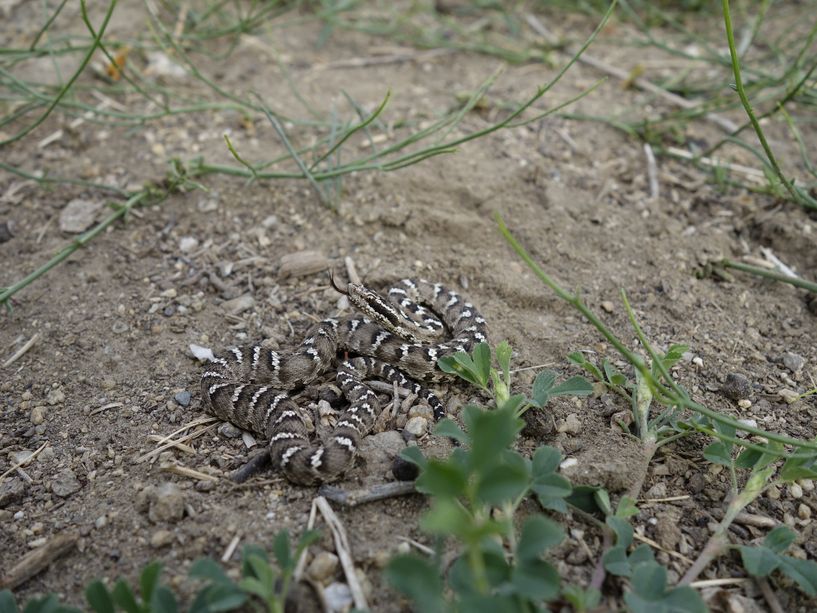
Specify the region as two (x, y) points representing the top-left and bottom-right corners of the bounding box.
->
(200, 278), (487, 485)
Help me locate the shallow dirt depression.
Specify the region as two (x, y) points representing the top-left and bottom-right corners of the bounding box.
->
(1, 1), (816, 611)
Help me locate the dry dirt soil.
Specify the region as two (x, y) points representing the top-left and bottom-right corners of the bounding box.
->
(1, 2), (816, 611)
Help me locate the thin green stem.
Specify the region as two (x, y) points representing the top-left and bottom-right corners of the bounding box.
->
(0, 0), (117, 146)
(1, 191), (150, 307)
(720, 259), (817, 293)
(721, 0), (817, 209)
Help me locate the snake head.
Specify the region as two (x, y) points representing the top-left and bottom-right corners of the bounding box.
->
(345, 282), (418, 341)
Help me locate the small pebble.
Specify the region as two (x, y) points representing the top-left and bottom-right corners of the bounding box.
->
(278, 251), (329, 279)
(218, 423), (242, 438)
(46, 388), (65, 405)
(112, 321), (129, 334)
(95, 515), (107, 529)
(222, 294), (255, 315)
(766, 484), (780, 500)
(737, 400), (752, 410)
(721, 373), (752, 401)
(150, 529), (175, 548)
(179, 236), (199, 253)
(59, 198), (102, 233)
(782, 352), (805, 374)
(51, 468), (81, 498)
(798, 504), (811, 520)
(174, 391), (192, 407)
(148, 482), (185, 523)
(779, 389), (800, 404)
(800, 479), (814, 492)
(324, 582), (353, 612)
(558, 413), (582, 434)
(307, 551), (339, 583)
(404, 416), (428, 437)
(600, 301), (614, 313)
(790, 483), (804, 499)
(30, 406), (46, 425)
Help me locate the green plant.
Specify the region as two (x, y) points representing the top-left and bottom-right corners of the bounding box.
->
(0, 530), (319, 613)
(386, 342), (593, 610)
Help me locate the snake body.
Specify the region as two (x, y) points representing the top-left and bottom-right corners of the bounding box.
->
(200, 278), (487, 484)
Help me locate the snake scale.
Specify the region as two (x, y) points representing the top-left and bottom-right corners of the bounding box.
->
(200, 278), (488, 485)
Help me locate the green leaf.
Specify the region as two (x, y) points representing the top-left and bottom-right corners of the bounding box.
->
(630, 562), (667, 599)
(243, 554), (275, 591)
(531, 370), (557, 407)
(495, 341), (512, 384)
(562, 584), (601, 613)
(764, 525), (796, 554)
(738, 545), (781, 577)
(189, 559), (231, 584)
(421, 499), (472, 538)
(472, 342), (491, 387)
(148, 586), (177, 613)
(438, 354), (481, 387)
(602, 546), (631, 576)
(139, 561), (162, 603)
(85, 581), (115, 613)
(433, 418), (467, 443)
(594, 488), (612, 516)
(735, 448), (763, 469)
(188, 584), (247, 613)
(498, 393), (527, 414)
(703, 441), (732, 466)
(516, 515), (564, 562)
(415, 458), (468, 498)
(512, 558), (561, 601)
(624, 561), (707, 613)
(468, 406), (523, 473)
(240, 545), (268, 577)
(237, 577), (271, 600)
(616, 496), (639, 518)
(603, 360), (626, 387)
(111, 580), (140, 613)
(566, 485), (605, 516)
(532, 445), (562, 474)
(778, 556), (817, 596)
(607, 516), (633, 548)
(531, 447), (571, 509)
(532, 474), (572, 512)
(780, 451), (817, 481)
(629, 544), (655, 566)
(385, 555), (445, 613)
(0, 591), (19, 613)
(568, 352), (604, 383)
(475, 456), (531, 505)
(399, 445), (427, 469)
(272, 530), (291, 570)
(550, 376), (594, 397)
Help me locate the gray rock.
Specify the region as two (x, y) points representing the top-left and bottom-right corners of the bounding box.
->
(782, 352), (805, 374)
(51, 469), (81, 498)
(218, 422), (242, 438)
(404, 416), (428, 437)
(222, 294), (255, 315)
(148, 482), (185, 523)
(174, 391), (192, 407)
(0, 478), (28, 508)
(307, 550), (339, 583)
(721, 373), (752, 401)
(150, 529), (175, 548)
(59, 198), (102, 233)
(46, 388), (65, 405)
(324, 582), (353, 613)
(357, 431), (405, 469)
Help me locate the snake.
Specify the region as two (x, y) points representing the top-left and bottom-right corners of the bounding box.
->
(200, 278), (488, 485)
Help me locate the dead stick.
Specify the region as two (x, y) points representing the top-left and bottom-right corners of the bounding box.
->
(1, 533), (78, 589)
(317, 482), (417, 507)
(315, 496), (368, 610)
